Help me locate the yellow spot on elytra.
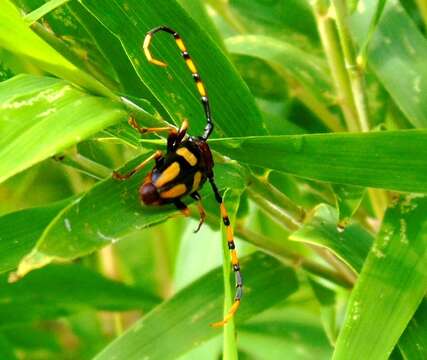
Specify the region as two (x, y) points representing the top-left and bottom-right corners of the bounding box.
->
(177, 147), (197, 166)
(186, 59), (197, 73)
(196, 81), (206, 96)
(160, 184), (187, 198)
(176, 38), (186, 51)
(192, 171), (202, 192)
(155, 162), (180, 187)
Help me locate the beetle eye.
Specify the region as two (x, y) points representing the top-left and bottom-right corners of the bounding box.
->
(139, 183), (159, 205)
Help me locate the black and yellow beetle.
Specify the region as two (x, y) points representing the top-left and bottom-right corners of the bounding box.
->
(113, 26), (242, 327)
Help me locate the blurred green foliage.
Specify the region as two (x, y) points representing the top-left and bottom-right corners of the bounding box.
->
(0, 0), (426, 359)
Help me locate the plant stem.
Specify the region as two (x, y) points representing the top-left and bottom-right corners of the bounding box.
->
(221, 190), (239, 360)
(247, 174), (304, 231)
(311, 0), (358, 132)
(236, 226), (353, 288)
(331, 0), (370, 132)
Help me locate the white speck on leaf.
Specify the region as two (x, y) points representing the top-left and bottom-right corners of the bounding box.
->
(64, 218), (72, 232)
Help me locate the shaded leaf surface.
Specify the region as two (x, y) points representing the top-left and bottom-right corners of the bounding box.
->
(0, 199), (70, 274)
(0, 264), (160, 327)
(290, 204), (373, 273)
(333, 195), (427, 360)
(94, 252), (299, 360)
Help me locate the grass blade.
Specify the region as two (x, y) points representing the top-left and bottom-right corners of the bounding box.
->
(210, 130), (427, 193)
(0, 75), (126, 184)
(333, 195), (427, 359)
(94, 252), (299, 360)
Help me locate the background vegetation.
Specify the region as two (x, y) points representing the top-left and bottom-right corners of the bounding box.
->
(0, 0), (426, 359)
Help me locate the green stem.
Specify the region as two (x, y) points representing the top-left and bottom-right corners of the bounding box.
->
(221, 190), (239, 360)
(331, 0), (370, 132)
(236, 226), (353, 288)
(54, 150), (112, 179)
(329, 0), (387, 215)
(247, 174), (304, 231)
(311, 0), (358, 132)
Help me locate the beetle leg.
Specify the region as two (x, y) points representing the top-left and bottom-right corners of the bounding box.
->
(174, 199), (190, 217)
(167, 119), (188, 152)
(112, 151), (163, 180)
(128, 116), (173, 135)
(191, 192), (206, 233)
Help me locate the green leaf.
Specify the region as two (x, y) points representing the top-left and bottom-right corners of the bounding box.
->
(0, 264), (159, 327)
(0, 0), (114, 97)
(398, 299), (427, 359)
(239, 306), (333, 360)
(209, 130), (427, 193)
(16, 155), (245, 276)
(94, 252), (299, 360)
(333, 195), (427, 360)
(290, 204), (373, 274)
(0, 335), (17, 360)
(79, 0), (267, 138)
(350, 0), (427, 128)
(24, 0), (71, 25)
(0, 75), (126, 184)
(229, 0), (319, 42)
(332, 184), (365, 227)
(226, 35), (341, 132)
(309, 277), (338, 345)
(0, 198), (70, 274)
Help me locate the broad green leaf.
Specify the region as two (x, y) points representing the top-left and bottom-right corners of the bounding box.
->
(226, 35), (341, 132)
(0, 264), (159, 327)
(350, 0), (427, 128)
(0, 198), (70, 274)
(209, 130), (427, 193)
(398, 299), (427, 359)
(17, 155), (245, 276)
(94, 252), (299, 360)
(66, 1), (156, 101)
(0, 0), (114, 98)
(239, 307), (332, 360)
(226, 35), (333, 105)
(80, 0), (267, 138)
(0, 335), (17, 360)
(333, 195), (427, 360)
(309, 277), (338, 345)
(290, 204), (373, 274)
(178, 0), (225, 48)
(229, 0), (319, 42)
(0, 75), (126, 184)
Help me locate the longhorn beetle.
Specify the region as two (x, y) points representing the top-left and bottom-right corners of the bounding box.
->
(113, 26), (242, 327)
